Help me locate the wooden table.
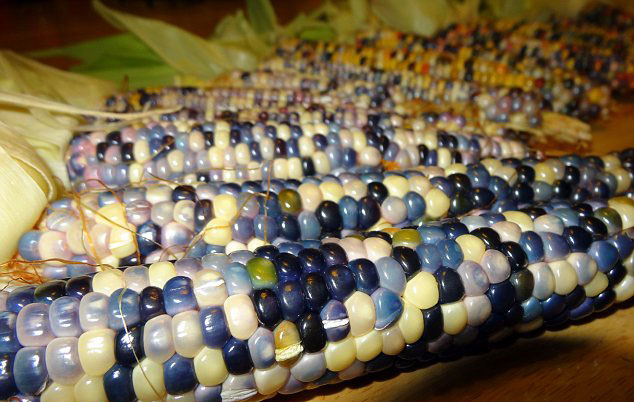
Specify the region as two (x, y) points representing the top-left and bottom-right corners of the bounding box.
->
(279, 105), (634, 402)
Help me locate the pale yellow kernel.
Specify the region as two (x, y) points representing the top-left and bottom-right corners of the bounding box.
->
(324, 336), (356, 372)
(456, 234), (486, 262)
(583, 271), (609, 297)
(148, 261), (177, 289)
(404, 271), (439, 310)
(354, 330), (382, 362)
(398, 300), (424, 344)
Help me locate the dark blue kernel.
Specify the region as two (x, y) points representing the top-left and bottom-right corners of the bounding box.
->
(315, 201), (343, 233)
(301, 273), (329, 312)
(562, 226), (592, 252)
(194, 199), (213, 233)
(399, 338), (426, 360)
(164, 354), (198, 394)
(442, 222), (469, 240)
(516, 165), (535, 183)
(104, 363), (135, 402)
(358, 196), (381, 230)
(593, 289), (616, 312)
(466, 164), (490, 188)
(276, 281), (306, 322)
(277, 214), (301, 241)
(319, 243), (348, 267)
(200, 306), (230, 348)
(521, 207), (547, 220)
(274, 253), (302, 283)
(471, 187), (496, 209)
(65, 275), (92, 299)
(348, 258), (380, 294)
(253, 245), (279, 262)
(392, 246), (421, 278)
(448, 173), (471, 193)
(569, 297), (594, 320)
(323, 265), (355, 301)
(499, 241), (528, 272)
(573, 203), (593, 218)
(488, 176), (510, 200)
(222, 338), (253, 375)
(297, 312), (327, 353)
(422, 305), (443, 342)
(119, 253), (140, 267)
(563, 165), (580, 186)
(565, 286), (586, 309)
(33, 280), (65, 305)
(253, 289), (282, 329)
(172, 185), (196, 202)
(606, 264), (626, 287)
(139, 286), (165, 322)
(298, 248), (327, 274)
(570, 187), (589, 203)
(470, 227), (501, 250)
(511, 182), (534, 203)
(510, 269), (534, 301)
(115, 325), (144, 366)
(579, 216), (608, 240)
(486, 280), (516, 314)
(541, 293), (566, 319)
(434, 267), (465, 303)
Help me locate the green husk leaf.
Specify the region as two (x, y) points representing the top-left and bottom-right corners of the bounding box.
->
(30, 33), (179, 88)
(93, 0), (233, 79)
(246, 0), (278, 37)
(371, 0), (452, 37)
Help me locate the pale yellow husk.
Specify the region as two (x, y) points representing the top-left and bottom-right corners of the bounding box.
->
(0, 122), (54, 263)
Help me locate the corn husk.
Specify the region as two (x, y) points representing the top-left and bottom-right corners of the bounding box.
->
(0, 122), (53, 263)
(0, 50), (117, 187)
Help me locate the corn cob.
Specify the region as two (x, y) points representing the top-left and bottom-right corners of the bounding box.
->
(67, 115), (527, 188)
(1, 195), (633, 401)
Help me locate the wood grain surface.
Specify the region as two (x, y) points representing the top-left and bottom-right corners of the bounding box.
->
(278, 106), (634, 402)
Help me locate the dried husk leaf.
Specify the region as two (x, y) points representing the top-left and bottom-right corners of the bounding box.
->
(0, 123), (53, 263)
